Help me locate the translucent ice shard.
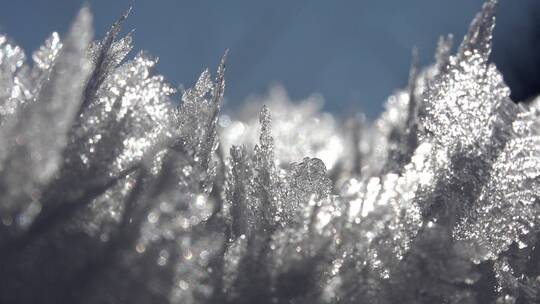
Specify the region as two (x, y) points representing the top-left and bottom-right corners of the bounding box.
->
(0, 7), (93, 224)
(176, 52), (227, 193)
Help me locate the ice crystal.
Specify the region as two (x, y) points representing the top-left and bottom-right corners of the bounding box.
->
(220, 86), (345, 171)
(1, 1), (540, 303)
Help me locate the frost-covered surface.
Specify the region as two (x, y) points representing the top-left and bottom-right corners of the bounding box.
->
(1, 1), (540, 304)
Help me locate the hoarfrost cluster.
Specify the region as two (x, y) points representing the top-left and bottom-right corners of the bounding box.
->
(0, 1), (539, 303)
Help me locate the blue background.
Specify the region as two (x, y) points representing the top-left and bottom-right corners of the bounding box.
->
(0, 0), (538, 117)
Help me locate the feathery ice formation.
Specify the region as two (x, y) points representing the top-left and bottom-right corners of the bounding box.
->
(0, 1), (539, 303)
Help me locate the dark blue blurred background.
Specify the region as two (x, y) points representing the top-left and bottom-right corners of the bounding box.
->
(0, 0), (538, 117)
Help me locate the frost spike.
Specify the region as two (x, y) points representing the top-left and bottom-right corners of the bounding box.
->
(3, 7), (92, 182)
(435, 34), (453, 70)
(209, 49), (228, 135)
(457, 0), (497, 61)
(406, 47), (419, 129)
(259, 105), (273, 155)
(200, 50), (228, 185)
(403, 48), (420, 164)
(0, 6), (93, 228)
(24, 6), (93, 181)
(255, 105), (277, 228)
(206, 50), (228, 144)
(213, 49), (228, 106)
(79, 7), (132, 115)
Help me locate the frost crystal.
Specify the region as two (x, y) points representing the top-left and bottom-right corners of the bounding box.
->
(1, 1), (540, 304)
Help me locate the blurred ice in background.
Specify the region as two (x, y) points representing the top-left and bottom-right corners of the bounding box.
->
(0, 0), (538, 118)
